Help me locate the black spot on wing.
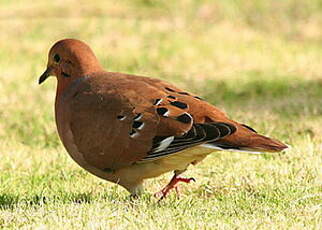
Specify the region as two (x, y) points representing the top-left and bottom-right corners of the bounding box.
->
(194, 96), (204, 100)
(153, 99), (162, 105)
(129, 129), (136, 136)
(132, 121), (143, 129)
(178, 92), (190, 95)
(117, 115), (125, 120)
(176, 113), (192, 124)
(165, 87), (176, 92)
(170, 101), (188, 109)
(156, 107), (168, 116)
(167, 95), (176, 99)
(133, 113), (142, 121)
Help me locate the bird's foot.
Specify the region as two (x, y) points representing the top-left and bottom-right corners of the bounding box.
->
(154, 176), (195, 201)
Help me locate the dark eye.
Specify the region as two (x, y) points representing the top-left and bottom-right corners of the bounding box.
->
(54, 54), (60, 63)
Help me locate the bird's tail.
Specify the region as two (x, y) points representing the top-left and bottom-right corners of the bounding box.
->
(203, 123), (288, 153)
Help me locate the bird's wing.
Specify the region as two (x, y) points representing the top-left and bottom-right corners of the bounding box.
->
(66, 72), (286, 171)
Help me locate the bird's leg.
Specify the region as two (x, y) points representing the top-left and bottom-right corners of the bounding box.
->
(154, 173), (195, 201)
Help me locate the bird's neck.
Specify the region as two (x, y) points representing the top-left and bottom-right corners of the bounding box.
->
(55, 64), (102, 97)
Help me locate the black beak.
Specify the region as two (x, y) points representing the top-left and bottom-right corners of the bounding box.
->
(38, 68), (51, 84)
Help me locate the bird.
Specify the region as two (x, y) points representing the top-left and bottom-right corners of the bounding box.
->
(38, 38), (288, 200)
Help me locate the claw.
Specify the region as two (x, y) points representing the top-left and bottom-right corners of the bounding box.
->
(154, 175), (196, 201)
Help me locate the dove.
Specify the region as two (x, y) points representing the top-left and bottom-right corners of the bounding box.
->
(39, 39), (287, 199)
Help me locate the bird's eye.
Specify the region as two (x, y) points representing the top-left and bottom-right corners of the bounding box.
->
(54, 54), (61, 63)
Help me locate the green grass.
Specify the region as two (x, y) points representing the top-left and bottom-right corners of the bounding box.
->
(0, 0), (321, 229)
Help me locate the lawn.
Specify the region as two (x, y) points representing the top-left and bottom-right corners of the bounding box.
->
(0, 0), (321, 229)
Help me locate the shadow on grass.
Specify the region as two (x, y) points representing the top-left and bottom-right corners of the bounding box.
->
(0, 194), (19, 209)
(0, 192), (97, 210)
(0, 188), (136, 210)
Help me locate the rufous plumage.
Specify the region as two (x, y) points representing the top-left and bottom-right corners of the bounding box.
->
(39, 39), (287, 199)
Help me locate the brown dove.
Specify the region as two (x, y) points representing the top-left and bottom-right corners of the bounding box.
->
(38, 39), (287, 199)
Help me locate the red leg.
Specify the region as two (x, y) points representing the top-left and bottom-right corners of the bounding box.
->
(154, 175), (195, 201)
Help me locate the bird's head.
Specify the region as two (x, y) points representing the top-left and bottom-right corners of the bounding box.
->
(38, 39), (102, 92)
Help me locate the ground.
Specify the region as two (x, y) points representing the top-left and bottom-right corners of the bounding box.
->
(0, 0), (321, 229)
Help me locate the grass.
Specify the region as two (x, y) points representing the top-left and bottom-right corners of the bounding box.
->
(0, 0), (321, 229)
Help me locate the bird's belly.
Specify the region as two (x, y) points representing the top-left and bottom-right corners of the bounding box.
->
(117, 146), (216, 181)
